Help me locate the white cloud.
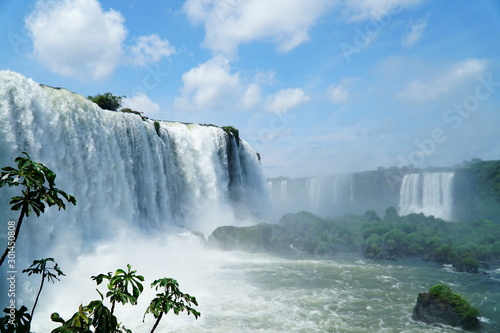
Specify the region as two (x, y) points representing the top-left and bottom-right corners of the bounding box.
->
(129, 34), (175, 66)
(25, 0), (175, 79)
(25, 0), (127, 79)
(242, 84), (262, 109)
(397, 58), (489, 102)
(343, 0), (425, 22)
(254, 71), (278, 86)
(122, 92), (160, 116)
(326, 78), (357, 104)
(183, 0), (332, 55)
(266, 88), (310, 114)
(402, 19), (427, 47)
(327, 84), (349, 104)
(175, 56), (244, 111)
(175, 57), (309, 112)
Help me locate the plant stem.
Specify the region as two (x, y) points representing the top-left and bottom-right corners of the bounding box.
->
(150, 312), (163, 333)
(0, 201), (27, 266)
(30, 272), (46, 320)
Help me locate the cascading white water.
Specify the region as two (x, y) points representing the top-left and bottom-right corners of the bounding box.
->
(0, 70), (271, 267)
(398, 172), (454, 221)
(308, 177), (321, 212)
(399, 173), (422, 217)
(267, 181), (273, 200)
(280, 180), (288, 201)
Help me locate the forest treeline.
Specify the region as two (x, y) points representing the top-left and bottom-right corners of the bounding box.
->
(210, 209), (500, 273)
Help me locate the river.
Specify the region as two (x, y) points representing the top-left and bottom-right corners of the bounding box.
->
(27, 233), (499, 333)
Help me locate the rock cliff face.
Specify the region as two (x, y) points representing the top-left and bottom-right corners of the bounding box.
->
(412, 293), (480, 329)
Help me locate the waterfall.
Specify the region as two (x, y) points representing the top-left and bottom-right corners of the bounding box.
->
(398, 172), (454, 221)
(267, 181), (273, 200)
(308, 177), (321, 212)
(280, 180), (288, 201)
(399, 173), (422, 217)
(0, 71), (271, 262)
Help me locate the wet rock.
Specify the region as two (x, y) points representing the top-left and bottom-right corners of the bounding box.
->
(412, 292), (480, 330)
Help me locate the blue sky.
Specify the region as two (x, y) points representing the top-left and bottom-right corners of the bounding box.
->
(1, 0), (499, 177)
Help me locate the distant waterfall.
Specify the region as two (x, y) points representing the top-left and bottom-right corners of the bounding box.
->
(308, 178), (321, 212)
(398, 172), (455, 221)
(280, 180), (288, 201)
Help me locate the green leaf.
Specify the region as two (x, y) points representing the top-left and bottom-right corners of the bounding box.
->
(51, 312), (65, 324)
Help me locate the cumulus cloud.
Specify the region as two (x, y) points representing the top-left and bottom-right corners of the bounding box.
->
(25, 0), (127, 79)
(175, 56), (244, 111)
(129, 34), (175, 66)
(122, 92), (161, 116)
(175, 57), (310, 112)
(266, 88), (310, 114)
(343, 0), (425, 22)
(183, 0), (332, 55)
(25, 0), (175, 79)
(402, 19), (427, 47)
(397, 58), (489, 102)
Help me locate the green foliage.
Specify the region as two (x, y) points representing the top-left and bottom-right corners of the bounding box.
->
(454, 160), (500, 222)
(362, 210), (381, 223)
(0, 306), (31, 333)
(491, 241), (500, 258)
(153, 121), (160, 136)
(50, 301), (125, 333)
(0, 152), (76, 266)
(221, 126), (240, 144)
(209, 208), (500, 273)
(23, 258), (65, 320)
(469, 160), (500, 202)
(23, 257), (65, 283)
(408, 242), (424, 255)
(91, 264), (145, 314)
(87, 93), (124, 111)
(383, 206), (399, 223)
(0, 152), (77, 216)
(461, 256), (480, 272)
(395, 222), (416, 234)
(362, 222), (392, 239)
(144, 278), (200, 333)
(428, 284), (479, 321)
(52, 266), (199, 333)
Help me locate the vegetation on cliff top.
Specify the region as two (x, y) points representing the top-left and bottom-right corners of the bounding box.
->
(221, 126), (240, 144)
(87, 92), (124, 111)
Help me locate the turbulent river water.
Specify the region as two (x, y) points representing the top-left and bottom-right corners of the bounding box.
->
(29, 234), (499, 333)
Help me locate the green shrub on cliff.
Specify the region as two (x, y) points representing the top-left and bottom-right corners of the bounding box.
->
(428, 284), (479, 322)
(88, 92), (124, 111)
(221, 126), (240, 144)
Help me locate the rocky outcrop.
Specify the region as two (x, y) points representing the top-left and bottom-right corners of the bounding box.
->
(412, 292), (480, 329)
